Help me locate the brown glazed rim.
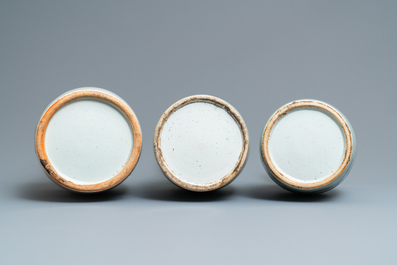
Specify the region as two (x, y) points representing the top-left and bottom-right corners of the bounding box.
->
(154, 95), (249, 192)
(35, 90), (142, 193)
(261, 100), (353, 190)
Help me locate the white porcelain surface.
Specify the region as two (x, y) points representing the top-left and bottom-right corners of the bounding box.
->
(269, 108), (345, 183)
(261, 99), (357, 193)
(45, 99), (133, 185)
(36, 87), (141, 191)
(160, 102), (243, 185)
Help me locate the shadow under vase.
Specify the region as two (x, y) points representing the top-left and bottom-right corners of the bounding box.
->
(130, 178), (235, 202)
(16, 179), (128, 203)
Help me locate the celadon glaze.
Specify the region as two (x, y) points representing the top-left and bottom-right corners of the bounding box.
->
(260, 99), (357, 194)
(35, 87), (141, 192)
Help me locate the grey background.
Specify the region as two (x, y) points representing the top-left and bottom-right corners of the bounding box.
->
(0, 1), (396, 264)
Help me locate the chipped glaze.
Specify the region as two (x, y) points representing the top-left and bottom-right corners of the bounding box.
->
(35, 87), (142, 193)
(154, 95), (249, 192)
(260, 99), (357, 194)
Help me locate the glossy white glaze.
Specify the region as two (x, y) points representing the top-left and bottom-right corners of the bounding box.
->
(44, 98), (133, 185)
(160, 102), (243, 185)
(268, 108), (345, 183)
(261, 99), (357, 194)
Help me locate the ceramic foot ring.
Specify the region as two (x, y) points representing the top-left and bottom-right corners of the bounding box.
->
(35, 87), (142, 193)
(260, 100), (356, 194)
(154, 95), (249, 192)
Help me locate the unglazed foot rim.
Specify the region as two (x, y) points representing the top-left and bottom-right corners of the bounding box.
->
(154, 95), (249, 192)
(35, 90), (142, 193)
(261, 100), (354, 190)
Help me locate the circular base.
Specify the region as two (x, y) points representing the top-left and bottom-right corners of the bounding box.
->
(35, 88), (142, 193)
(154, 95), (249, 192)
(261, 100), (356, 193)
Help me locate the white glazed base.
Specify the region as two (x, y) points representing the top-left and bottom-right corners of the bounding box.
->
(154, 95), (249, 192)
(35, 87), (142, 193)
(268, 108), (345, 183)
(261, 100), (356, 194)
(45, 99), (133, 185)
(160, 102), (243, 185)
